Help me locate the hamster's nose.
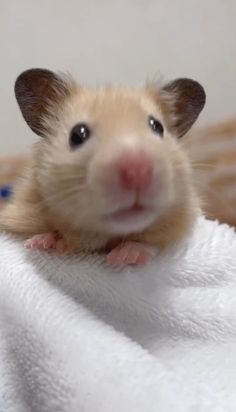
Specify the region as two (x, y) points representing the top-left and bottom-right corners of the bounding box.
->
(118, 153), (153, 191)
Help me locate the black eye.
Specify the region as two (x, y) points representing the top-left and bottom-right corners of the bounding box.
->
(148, 116), (164, 137)
(69, 123), (91, 148)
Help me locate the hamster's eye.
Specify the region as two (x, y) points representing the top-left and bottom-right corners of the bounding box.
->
(69, 123), (91, 148)
(148, 116), (164, 137)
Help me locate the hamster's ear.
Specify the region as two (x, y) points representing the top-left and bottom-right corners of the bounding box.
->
(159, 78), (206, 138)
(15, 68), (73, 137)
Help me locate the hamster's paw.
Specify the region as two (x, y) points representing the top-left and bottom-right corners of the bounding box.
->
(25, 232), (66, 254)
(106, 241), (152, 266)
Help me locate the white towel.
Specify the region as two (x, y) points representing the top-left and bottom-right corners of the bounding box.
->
(0, 216), (236, 412)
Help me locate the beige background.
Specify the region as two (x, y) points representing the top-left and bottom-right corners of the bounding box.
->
(0, 0), (236, 154)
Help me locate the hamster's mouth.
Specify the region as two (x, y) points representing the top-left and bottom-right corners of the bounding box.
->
(104, 202), (156, 234)
(110, 204), (150, 221)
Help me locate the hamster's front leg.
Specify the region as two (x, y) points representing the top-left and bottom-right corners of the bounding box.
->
(25, 232), (66, 254)
(106, 241), (154, 266)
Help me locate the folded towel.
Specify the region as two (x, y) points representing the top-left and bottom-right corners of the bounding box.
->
(0, 216), (236, 411)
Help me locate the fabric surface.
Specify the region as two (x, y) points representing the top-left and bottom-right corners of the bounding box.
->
(0, 216), (236, 411)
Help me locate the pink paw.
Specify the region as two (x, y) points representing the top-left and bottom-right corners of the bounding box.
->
(25, 232), (66, 254)
(106, 241), (152, 266)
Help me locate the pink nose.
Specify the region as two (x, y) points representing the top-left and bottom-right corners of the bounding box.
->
(118, 154), (153, 191)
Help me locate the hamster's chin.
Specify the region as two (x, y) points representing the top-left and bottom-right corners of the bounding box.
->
(103, 205), (157, 235)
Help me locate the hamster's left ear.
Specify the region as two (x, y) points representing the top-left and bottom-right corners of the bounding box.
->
(159, 78), (206, 138)
(14, 68), (73, 137)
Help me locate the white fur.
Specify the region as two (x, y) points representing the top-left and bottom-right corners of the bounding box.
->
(0, 215), (236, 411)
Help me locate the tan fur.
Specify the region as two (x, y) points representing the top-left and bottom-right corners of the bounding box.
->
(0, 79), (201, 252)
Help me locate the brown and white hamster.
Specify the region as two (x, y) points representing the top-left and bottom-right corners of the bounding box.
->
(0, 68), (205, 265)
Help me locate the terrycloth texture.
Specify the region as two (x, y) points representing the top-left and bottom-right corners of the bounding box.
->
(0, 217), (236, 411)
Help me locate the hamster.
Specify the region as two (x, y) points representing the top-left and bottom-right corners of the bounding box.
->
(0, 68), (205, 266)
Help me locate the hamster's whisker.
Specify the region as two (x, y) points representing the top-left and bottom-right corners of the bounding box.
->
(33, 186), (82, 212)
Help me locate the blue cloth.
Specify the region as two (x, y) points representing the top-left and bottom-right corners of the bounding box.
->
(0, 185), (12, 199)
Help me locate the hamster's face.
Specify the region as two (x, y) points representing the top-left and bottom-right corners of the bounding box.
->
(37, 87), (192, 235)
(14, 69), (205, 236)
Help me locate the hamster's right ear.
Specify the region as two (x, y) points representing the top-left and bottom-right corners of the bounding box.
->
(14, 68), (73, 137)
(159, 78), (206, 138)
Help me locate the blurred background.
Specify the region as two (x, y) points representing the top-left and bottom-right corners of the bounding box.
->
(0, 0), (236, 154)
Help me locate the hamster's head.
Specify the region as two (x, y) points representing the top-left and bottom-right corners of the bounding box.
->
(15, 68), (205, 235)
